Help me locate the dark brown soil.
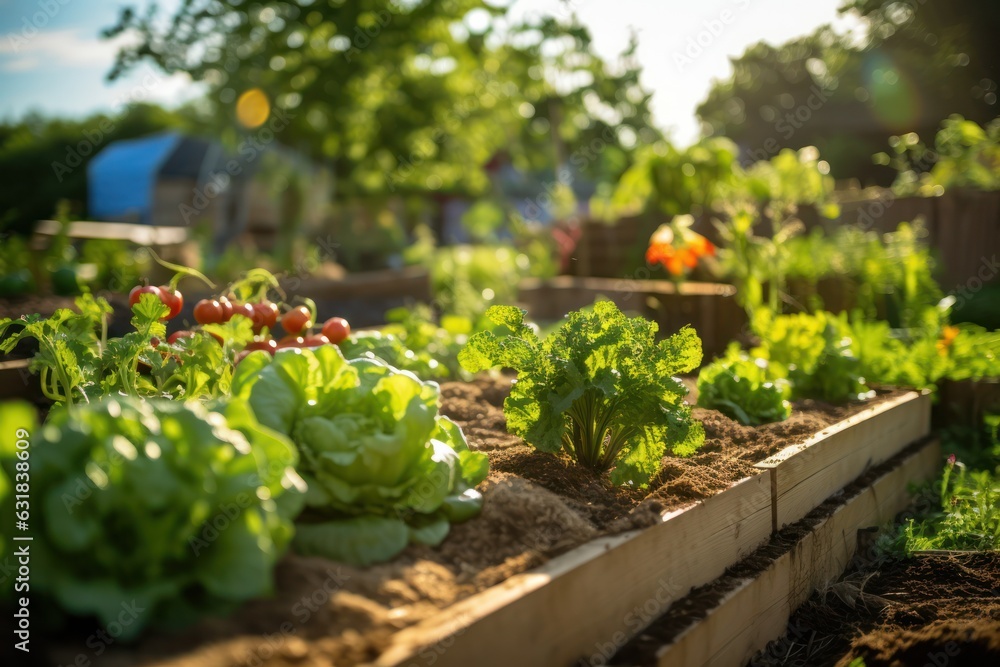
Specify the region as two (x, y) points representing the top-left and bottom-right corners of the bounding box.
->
(32, 376), (903, 667)
(0, 294), (78, 321)
(754, 553), (1000, 667)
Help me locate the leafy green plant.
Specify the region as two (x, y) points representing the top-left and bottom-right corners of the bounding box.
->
(380, 305), (474, 380)
(714, 147), (840, 317)
(592, 137), (741, 220)
(231, 346), (488, 566)
(900, 456), (1000, 553)
(877, 115), (1000, 196)
(753, 310), (873, 404)
(697, 346), (791, 425)
(338, 330), (450, 382)
(0, 293), (244, 407)
(79, 238), (152, 292)
(459, 301), (704, 486)
(0, 396), (303, 635)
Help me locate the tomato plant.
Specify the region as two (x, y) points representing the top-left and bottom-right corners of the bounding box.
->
(129, 284), (163, 308)
(159, 287), (184, 319)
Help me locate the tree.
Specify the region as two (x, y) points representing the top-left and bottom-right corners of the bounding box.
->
(105, 1), (660, 201)
(697, 1), (998, 183)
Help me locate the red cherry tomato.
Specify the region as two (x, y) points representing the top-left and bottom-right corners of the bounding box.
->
(234, 350), (251, 366)
(277, 335), (307, 349)
(150, 336), (161, 347)
(280, 306), (312, 336)
(256, 302), (280, 329)
(193, 299), (224, 325)
(167, 330), (194, 345)
(128, 285), (163, 308)
(218, 296), (235, 321)
(245, 338), (278, 355)
(321, 317), (351, 344)
(231, 302), (256, 322)
(159, 287), (183, 320)
(301, 334), (330, 348)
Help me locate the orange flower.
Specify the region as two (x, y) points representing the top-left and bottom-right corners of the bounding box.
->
(646, 224), (713, 277)
(936, 325), (960, 356)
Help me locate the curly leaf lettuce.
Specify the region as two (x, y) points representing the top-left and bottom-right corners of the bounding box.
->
(459, 301), (704, 487)
(231, 346), (489, 566)
(697, 346), (791, 425)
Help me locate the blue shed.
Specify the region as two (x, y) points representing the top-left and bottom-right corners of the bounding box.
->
(86, 131), (334, 248)
(87, 132), (221, 225)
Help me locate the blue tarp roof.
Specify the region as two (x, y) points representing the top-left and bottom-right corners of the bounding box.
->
(87, 132), (182, 224)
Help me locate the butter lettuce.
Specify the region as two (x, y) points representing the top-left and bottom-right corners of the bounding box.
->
(231, 346), (488, 566)
(0, 396), (302, 637)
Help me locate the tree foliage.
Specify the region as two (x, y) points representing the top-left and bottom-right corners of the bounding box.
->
(105, 1), (660, 199)
(697, 1), (999, 183)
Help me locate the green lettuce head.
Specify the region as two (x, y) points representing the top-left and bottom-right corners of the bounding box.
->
(232, 346), (489, 566)
(0, 396), (302, 638)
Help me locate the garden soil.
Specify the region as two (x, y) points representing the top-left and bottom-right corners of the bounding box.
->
(33, 376), (905, 667)
(763, 553), (1000, 667)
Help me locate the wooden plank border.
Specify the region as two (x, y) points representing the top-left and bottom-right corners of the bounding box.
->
(655, 437), (941, 667)
(373, 472), (772, 667)
(370, 393), (932, 667)
(755, 391), (931, 531)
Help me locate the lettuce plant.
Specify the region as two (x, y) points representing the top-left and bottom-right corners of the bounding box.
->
(459, 302), (704, 487)
(753, 310), (874, 404)
(231, 346), (489, 566)
(0, 396), (302, 637)
(697, 347), (791, 425)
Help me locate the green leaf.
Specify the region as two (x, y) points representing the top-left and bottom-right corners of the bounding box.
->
(293, 517), (410, 567)
(408, 516), (451, 546)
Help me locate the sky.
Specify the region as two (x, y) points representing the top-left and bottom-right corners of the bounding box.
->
(0, 0), (863, 145)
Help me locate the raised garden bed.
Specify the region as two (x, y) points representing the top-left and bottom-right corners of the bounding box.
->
(44, 379), (933, 667)
(518, 276), (746, 358)
(610, 436), (942, 667)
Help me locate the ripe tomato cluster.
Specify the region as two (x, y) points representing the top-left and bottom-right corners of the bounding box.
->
(130, 280), (352, 365)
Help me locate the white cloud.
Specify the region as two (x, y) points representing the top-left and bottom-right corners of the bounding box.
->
(0, 28), (136, 72)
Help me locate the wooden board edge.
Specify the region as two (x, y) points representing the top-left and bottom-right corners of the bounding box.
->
(770, 392), (931, 528)
(518, 276), (738, 297)
(655, 437), (941, 667)
(371, 472), (771, 667)
(754, 391), (927, 470)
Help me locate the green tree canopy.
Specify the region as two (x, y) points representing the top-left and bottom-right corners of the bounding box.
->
(697, 0), (998, 183)
(106, 0), (660, 200)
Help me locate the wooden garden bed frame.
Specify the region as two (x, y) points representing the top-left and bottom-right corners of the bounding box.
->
(370, 391), (931, 667)
(653, 436), (941, 667)
(518, 276), (746, 359)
